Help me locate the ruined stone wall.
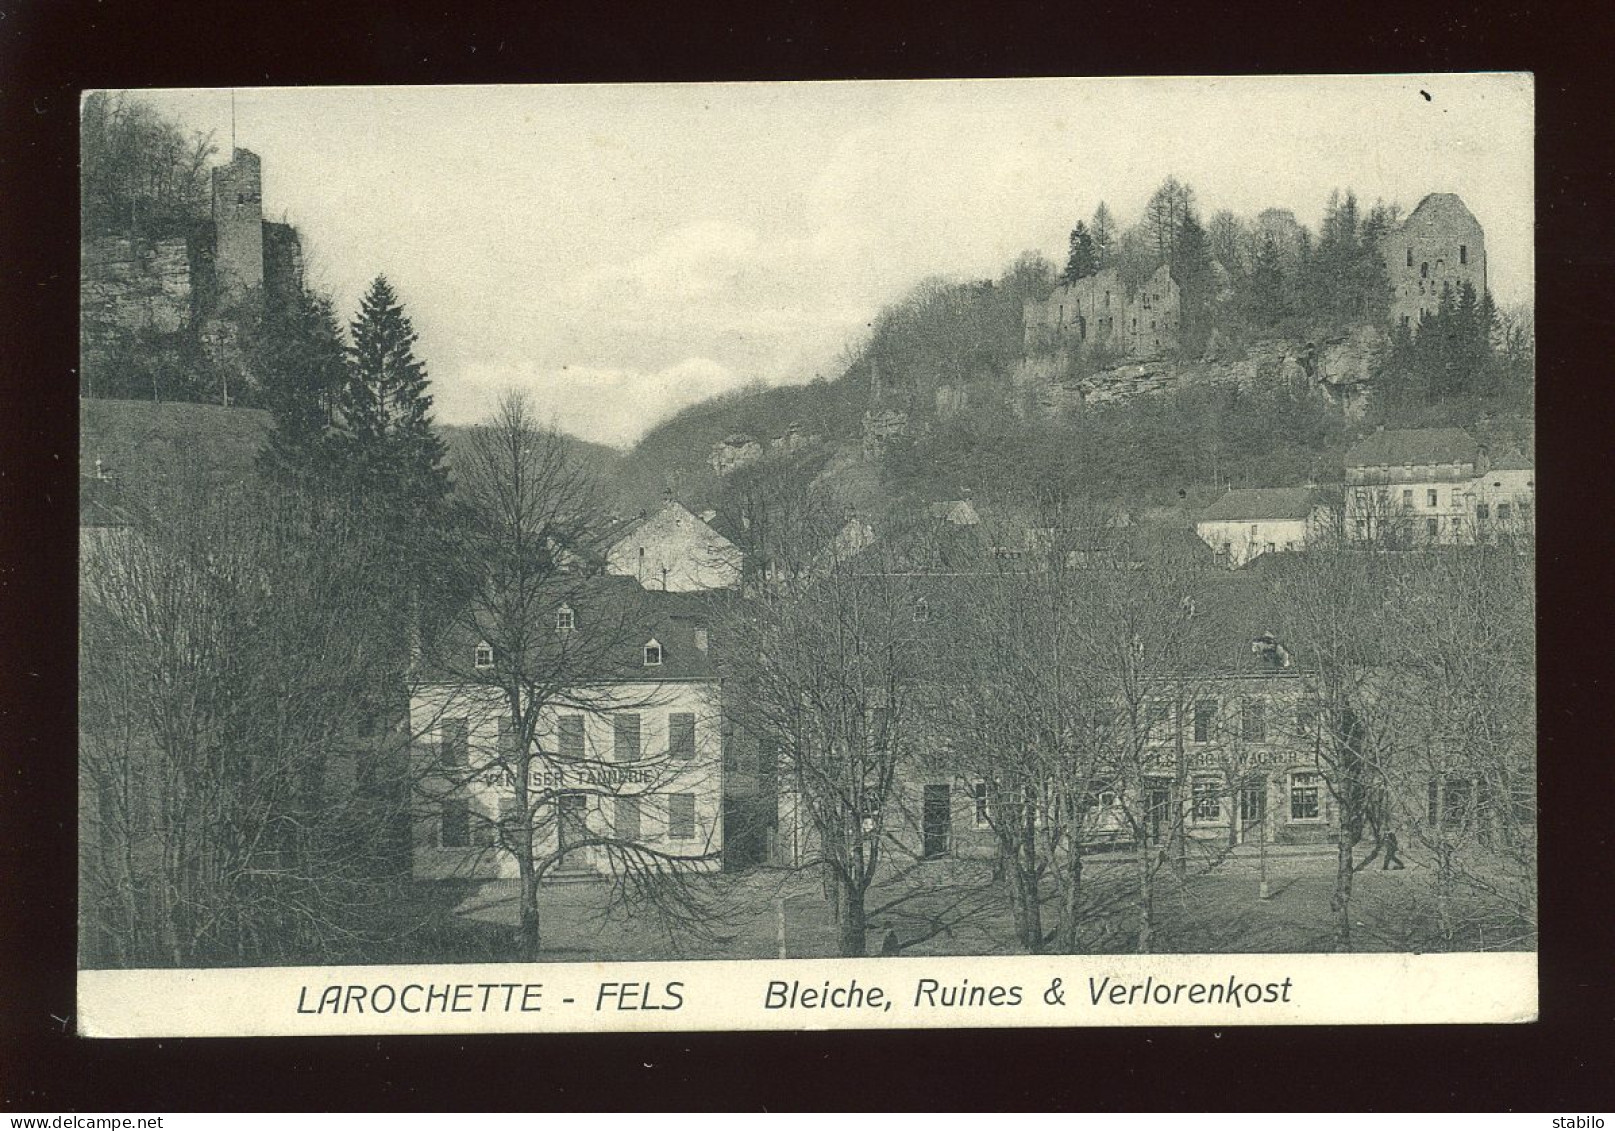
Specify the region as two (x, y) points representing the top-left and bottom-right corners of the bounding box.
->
(1381, 193), (1486, 331)
(1023, 263), (1181, 360)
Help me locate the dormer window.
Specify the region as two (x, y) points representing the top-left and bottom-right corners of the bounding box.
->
(474, 642), (494, 671)
(644, 639), (663, 667)
(556, 605), (575, 632)
(913, 597), (930, 623)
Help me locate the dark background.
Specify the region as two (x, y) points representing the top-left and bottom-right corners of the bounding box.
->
(2, 0), (1610, 1111)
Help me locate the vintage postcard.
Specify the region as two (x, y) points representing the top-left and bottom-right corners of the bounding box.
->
(77, 75), (1535, 1036)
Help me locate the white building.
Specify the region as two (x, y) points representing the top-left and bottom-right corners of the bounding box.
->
(1196, 487), (1328, 568)
(605, 500), (743, 592)
(1344, 427), (1533, 546)
(409, 581), (726, 882)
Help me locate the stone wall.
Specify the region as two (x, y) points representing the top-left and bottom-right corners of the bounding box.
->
(1380, 192), (1486, 330)
(81, 237), (195, 340)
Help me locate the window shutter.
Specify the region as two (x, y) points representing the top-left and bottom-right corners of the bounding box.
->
(559, 715), (585, 760)
(668, 793), (696, 839)
(614, 713), (641, 762)
(669, 713), (696, 760)
(616, 796), (642, 841)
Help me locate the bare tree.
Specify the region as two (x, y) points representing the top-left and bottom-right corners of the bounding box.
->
(79, 483), (410, 967)
(418, 392), (724, 960)
(712, 528), (928, 956)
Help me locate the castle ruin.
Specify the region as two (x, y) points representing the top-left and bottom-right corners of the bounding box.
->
(1379, 192), (1487, 330)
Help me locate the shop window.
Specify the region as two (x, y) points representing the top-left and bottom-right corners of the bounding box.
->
(440, 800), (470, 848)
(1192, 778), (1221, 822)
(614, 713), (642, 762)
(668, 793), (697, 840)
(1193, 700), (1217, 743)
(439, 717), (468, 768)
(669, 712), (696, 760)
(1290, 772), (1321, 820)
(1242, 700), (1267, 743)
(616, 796), (642, 841)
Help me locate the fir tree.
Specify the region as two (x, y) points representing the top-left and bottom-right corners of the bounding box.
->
(336, 275), (451, 520)
(1062, 221), (1099, 284)
(257, 289), (348, 490)
(1090, 202), (1116, 268)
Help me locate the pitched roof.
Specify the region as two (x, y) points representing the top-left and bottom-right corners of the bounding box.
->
(418, 575), (734, 685)
(1198, 486), (1318, 523)
(1344, 427), (1477, 469)
(1488, 449), (1534, 471)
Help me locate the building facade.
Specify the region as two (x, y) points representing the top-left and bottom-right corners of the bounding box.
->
(1344, 427), (1534, 546)
(409, 585), (727, 882)
(605, 500), (744, 592)
(1196, 487), (1329, 568)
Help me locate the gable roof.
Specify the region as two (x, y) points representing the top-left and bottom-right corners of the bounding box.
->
(1198, 487), (1318, 523)
(418, 575), (734, 685)
(1344, 427), (1477, 469)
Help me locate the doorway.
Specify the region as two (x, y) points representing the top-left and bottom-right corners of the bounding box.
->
(1238, 780), (1267, 845)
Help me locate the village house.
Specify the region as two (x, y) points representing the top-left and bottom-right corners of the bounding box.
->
(1344, 427), (1534, 546)
(408, 580), (728, 883)
(1195, 486), (1331, 568)
(605, 498), (744, 592)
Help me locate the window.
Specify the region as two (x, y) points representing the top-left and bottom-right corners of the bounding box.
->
(1193, 778), (1221, 822)
(1146, 701), (1171, 734)
(439, 717), (468, 768)
(1193, 700), (1217, 743)
(1296, 707), (1316, 737)
(644, 639), (662, 666)
(870, 707), (892, 752)
(1459, 244), (1468, 265)
(474, 642), (494, 670)
(1402, 489), (1413, 505)
(668, 793), (697, 840)
(497, 714), (517, 758)
(614, 713), (641, 762)
(1290, 773), (1321, 820)
(1220, 542), (1232, 559)
(615, 796), (642, 841)
(1496, 503), (1511, 522)
(1421, 261), (1429, 279)
(913, 597), (930, 623)
(669, 712), (696, 760)
(922, 783), (951, 858)
(440, 800), (470, 848)
(1406, 247), (1414, 267)
(1476, 503), (1490, 521)
(1426, 518), (1439, 537)
(1265, 542), (1276, 555)
(1427, 489), (1438, 508)
(471, 804), (497, 848)
(972, 781), (989, 826)
(556, 605), (575, 632)
(1242, 700), (1267, 743)
(758, 738), (779, 783)
(558, 715), (584, 759)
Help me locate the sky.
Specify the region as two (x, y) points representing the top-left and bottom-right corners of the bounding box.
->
(121, 76), (1534, 448)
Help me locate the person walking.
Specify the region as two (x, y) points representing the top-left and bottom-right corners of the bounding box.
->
(1382, 829), (1405, 870)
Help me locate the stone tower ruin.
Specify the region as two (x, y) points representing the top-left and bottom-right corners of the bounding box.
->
(1381, 192), (1486, 331)
(211, 148), (265, 302)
